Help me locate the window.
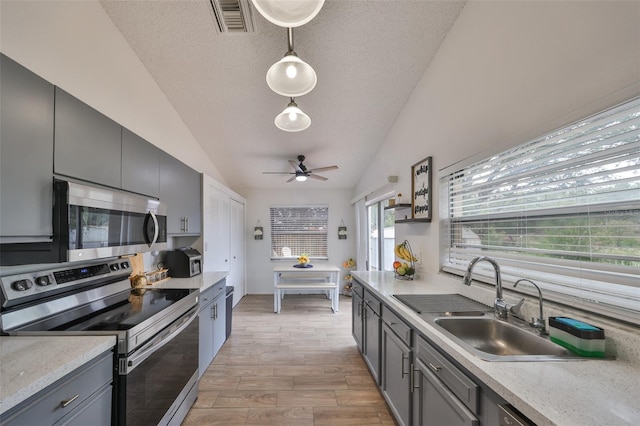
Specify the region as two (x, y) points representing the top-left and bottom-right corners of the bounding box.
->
(270, 206), (328, 259)
(367, 200), (396, 271)
(442, 97), (640, 325)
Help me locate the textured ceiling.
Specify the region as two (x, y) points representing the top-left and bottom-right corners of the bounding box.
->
(100, 0), (465, 190)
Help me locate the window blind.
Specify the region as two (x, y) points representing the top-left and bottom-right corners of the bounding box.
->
(442, 98), (640, 324)
(270, 206), (328, 259)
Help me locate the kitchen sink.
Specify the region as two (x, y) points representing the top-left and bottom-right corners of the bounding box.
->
(434, 316), (585, 361)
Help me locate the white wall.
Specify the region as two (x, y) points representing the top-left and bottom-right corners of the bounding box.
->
(355, 1), (640, 276)
(0, 0), (224, 183)
(244, 188), (356, 294)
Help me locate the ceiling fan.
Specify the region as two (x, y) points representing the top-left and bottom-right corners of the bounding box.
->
(262, 155), (338, 182)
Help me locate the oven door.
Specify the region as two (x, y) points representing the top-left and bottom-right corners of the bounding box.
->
(116, 306), (199, 426)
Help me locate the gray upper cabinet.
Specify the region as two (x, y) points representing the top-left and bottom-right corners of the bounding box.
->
(159, 151), (201, 235)
(121, 128), (160, 198)
(0, 54), (54, 241)
(54, 87), (122, 188)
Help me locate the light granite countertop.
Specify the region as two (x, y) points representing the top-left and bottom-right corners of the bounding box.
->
(152, 270), (228, 291)
(0, 335), (116, 416)
(352, 271), (640, 426)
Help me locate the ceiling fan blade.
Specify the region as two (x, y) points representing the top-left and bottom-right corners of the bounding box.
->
(286, 176), (296, 182)
(309, 174), (328, 181)
(309, 165), (338, 173)
(289, 160), (304, 173)
(263, 171), (294, 175)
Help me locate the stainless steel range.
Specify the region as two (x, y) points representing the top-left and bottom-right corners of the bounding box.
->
(0, 258), (199, 426)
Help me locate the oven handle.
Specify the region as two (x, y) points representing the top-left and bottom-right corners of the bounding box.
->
(121, 305), (198, 375)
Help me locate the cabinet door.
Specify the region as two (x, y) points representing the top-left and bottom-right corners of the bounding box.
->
(159, 151), (201, 235)
(229, 198), (245, 305)
(0, 54), (54, 240)
(212, 292), (227, 357)
(202, 178), (230, 271)
(57, 383), (112, 426)
(382, 323), (412, 426)
(121, 128), (159, 197)
(352, 291), (363, 351)
(414, 359), (479, 426)
(54, 88), (122, 188)
(363, 304), (381, 385)
(199, 300), (215, 377)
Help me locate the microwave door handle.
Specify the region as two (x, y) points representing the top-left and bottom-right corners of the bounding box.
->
(122, 306), (198, 374)
(148, 210), (159, 246)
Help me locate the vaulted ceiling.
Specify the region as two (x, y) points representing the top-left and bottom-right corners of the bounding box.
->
(100, 0), (465, 190)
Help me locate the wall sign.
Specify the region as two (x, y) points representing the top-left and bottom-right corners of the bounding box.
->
(411, 156), (432, 221)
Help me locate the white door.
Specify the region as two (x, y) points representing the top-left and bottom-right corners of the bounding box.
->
(202, 176), (230, 272)
(229, 198), (245, 306)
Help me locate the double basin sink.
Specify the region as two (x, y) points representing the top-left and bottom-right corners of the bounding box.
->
(393, 294), (584, 361)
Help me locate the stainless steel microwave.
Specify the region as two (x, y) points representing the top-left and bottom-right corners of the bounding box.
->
(54, 179), (167, 263)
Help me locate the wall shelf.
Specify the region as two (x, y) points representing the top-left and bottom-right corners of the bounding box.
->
(385, 203), (432, 223)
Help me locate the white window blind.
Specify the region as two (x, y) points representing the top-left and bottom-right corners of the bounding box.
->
(442, 97), (640, 324)
(270, 206), (328, 259)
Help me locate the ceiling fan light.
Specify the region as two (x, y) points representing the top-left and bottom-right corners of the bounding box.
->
(275, 101), (311, 132)
(295, 175), (307, 182)
(251, 0), (325, 28)
(266, 54), (317, 97)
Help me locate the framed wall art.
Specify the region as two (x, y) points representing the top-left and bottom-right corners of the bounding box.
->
(411, 156), (432, 222)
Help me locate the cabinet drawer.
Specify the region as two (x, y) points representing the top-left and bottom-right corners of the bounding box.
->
(364, 291), (381, 316)
(382, 305), (412, 346)
(352, 281), (364, 298)
(200, 279), (226, 307)
(416, 335), (479, 414)
(1, 350), (113, 426)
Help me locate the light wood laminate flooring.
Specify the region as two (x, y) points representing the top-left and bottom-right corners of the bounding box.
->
(183, 294), (395, 425)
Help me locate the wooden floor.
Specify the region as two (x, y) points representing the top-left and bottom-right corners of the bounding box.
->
(182, 294), (395, 425)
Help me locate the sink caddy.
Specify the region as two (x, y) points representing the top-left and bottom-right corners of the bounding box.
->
(548, 317), (605, 357)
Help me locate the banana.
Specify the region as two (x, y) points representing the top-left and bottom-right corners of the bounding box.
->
(394, 244), (402, 259)
(400, 244), (411, 261)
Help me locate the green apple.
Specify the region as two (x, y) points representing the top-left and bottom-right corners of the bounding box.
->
(397, 267), (407, 276)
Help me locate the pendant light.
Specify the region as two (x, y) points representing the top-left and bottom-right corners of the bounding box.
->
(275, 98), (311, 132)
(266, 28), (317, 97)
(251, 0), (324, 28)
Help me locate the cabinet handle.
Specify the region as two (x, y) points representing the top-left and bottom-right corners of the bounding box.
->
(427, 362), (442, 373)
(185, 217), (189, 232)
(413, 365), (420, 390)
(401, 353), (409, 378)
(211, 305), (215, 319)
(214, 303), (218, 320)
(60, 394), (79, 408)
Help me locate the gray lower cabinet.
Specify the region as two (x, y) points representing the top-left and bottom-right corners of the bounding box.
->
(159, 151), (202, 235)
(381, 307), (413, 426)
(0, 349), (113, 426)
(414, 335), (480, 426)
(198, 279), (227, 377)
(0, 54), (54, 242)
(351, 283), (364, 351)
(54, 87), (122, 189)
(363, 291), (381, 385)
(121, 128), (160, 198)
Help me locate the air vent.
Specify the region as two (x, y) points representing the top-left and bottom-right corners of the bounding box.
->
(209, 0), (255, 33)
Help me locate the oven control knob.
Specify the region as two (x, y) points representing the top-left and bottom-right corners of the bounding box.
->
(35, 276), (52, 286)
(12, 279), (33, 292)
(110, 263), (120, 271)
(120, 261), (130, 269)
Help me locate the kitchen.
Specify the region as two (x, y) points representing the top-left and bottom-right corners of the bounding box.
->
(1, 1), (639, 426)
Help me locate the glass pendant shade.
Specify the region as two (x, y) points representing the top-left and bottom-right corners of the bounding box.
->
(266, 54), (317, 97)
(251, 0), (325, 28)
(275, 100), (311, 132)
(295, 174), (307, 182)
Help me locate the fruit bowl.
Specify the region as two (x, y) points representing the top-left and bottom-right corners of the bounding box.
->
(394, 240), (416, 280)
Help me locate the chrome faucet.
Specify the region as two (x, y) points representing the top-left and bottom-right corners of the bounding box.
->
(514, 278), (547, 334)
(463, 256), (524, 320)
